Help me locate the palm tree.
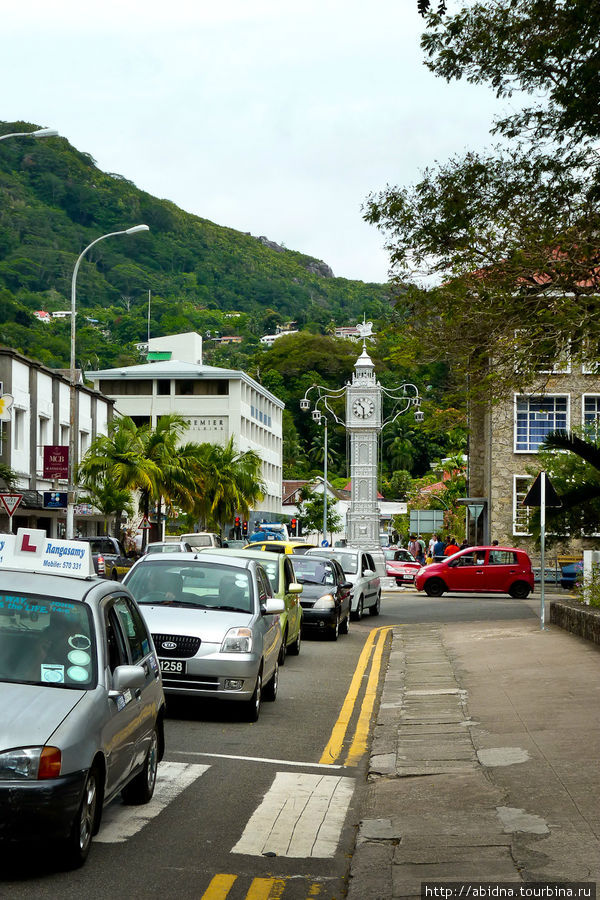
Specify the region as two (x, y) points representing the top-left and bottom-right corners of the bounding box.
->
(78, 417), (161, 539)
(542, 429), (600, 507)
(78, 476), (135, 535)
(383, 421), (417, 473)
(194, 437), (265, 534)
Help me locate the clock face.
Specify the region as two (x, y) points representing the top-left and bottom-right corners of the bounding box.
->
(352, 397), (375, 419)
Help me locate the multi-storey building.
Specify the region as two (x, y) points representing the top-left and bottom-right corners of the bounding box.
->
(468, 358), (600, 552)
(0, 347), (113, 536)
(87, 332), (284, 515)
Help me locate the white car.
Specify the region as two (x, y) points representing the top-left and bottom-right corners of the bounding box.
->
(306, 548), (381, 619)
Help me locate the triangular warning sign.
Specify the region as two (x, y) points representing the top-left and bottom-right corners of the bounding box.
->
(522, 473), (562, 508)
(139, 515), (152, 529)
(0, 494), (23, 516)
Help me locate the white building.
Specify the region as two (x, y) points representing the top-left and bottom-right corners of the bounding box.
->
(260, 331), (298, 347)
(0, 347), (113, 536)
(87, 332), (284, 514)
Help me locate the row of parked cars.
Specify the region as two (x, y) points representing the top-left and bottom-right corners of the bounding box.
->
(0, 529), (382, 869)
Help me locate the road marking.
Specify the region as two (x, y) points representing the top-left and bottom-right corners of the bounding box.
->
(201, 876), (325, 899)
(232, 772), (354, 858)
(95, 761), (209, 843)
(246, 878), (287, 900)
(320, 625), (395, 766)
(172, 750), (345, 770)
(201, 874), (238, 900)
(344, 627), (389, 766)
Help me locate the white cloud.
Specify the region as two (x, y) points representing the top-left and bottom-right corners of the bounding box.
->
(2, 0), (498, 282)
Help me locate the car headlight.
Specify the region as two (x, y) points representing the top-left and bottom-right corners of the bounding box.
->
(221, 627), (253, 653)
(312, 594), (335, 610)
(0, 746), (62, 780)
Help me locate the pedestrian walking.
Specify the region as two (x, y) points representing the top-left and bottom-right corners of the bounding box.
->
(444, 536), (460, 556)
(433, 535), (446, 561)
(408, 535), (420, 560)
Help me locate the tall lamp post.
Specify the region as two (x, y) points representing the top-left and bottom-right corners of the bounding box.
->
(66, 225), (150, 539)
(0, 127), (59, 142)
(311, 410), (329, 544)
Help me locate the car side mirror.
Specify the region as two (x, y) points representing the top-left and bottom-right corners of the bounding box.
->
(341, 580), (353, 590)
(288, 582), (303, 594)
(363, 568), (375, 577)
(262, 598), (285, 615)
(109, 664), (146, 698)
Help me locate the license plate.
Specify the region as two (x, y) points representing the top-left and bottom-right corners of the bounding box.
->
(159, 658), (186, 674)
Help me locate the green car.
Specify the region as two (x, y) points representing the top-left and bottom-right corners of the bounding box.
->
(204, 548), (303, 664)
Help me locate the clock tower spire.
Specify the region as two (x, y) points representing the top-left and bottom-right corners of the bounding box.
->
(346, 341), (381, 549)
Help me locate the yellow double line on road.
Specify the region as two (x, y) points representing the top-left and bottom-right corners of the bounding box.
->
(201, 874), (323, 899)
(320, 625), (395, 768)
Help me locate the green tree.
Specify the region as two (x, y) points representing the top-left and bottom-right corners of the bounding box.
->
(77, 475), (135, 535)
(0, 462), (19, 491)
(193, 437), (265, 534)
(364, 0), (600, 399)
(297, 487), (343, 539)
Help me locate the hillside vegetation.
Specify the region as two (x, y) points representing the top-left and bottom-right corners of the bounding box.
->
(0, 120), (391, 370)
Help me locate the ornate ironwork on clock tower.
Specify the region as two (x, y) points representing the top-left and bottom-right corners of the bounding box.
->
(300, 319), (422, 550)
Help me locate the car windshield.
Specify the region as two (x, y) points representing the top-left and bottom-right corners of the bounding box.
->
(126, 561), (254, 613)
(309, 550), (358, 574)
(387, 549), (414, 562)
(0, 593), (96, 689)
(291, 557), (336, 585)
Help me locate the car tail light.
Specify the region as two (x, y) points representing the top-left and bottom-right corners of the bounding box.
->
(38, 746), (62, 779)
(97, 554), (106, 576)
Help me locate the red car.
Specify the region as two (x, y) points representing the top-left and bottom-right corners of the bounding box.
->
(384, 548), (421, 585)
(415, 546), (534, 598)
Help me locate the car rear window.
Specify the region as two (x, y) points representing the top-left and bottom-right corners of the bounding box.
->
(308, 550), (358, 574)
(0, 593), (96, 689)
(291, 557), (336, 585)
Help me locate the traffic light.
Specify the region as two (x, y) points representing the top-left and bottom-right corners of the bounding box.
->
(235, 516), (240, 527)
(290, 517), (297, 536)
(242, 520), (248, 536)
(234, 515), (241, 538)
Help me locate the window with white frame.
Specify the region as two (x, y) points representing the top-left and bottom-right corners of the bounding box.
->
(13, 408), (26, 451)
(515, 395), (568, 452)
(583, 395), (600, 435)
(513, 476), (533, 535)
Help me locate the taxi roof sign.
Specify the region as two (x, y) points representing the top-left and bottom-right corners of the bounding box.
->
(0, 528), (95, 577)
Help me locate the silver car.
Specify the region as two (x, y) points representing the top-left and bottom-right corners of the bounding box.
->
(0, 529), (165, 868)
(306, 547), (381, 619)
(124, 552), (284, 721)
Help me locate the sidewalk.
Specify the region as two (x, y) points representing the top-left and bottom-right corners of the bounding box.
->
(348, 607), (600, 898)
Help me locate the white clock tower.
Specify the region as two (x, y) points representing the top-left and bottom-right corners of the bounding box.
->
(346, 345), (382, 549)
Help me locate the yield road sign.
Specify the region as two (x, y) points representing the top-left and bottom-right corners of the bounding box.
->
(0, 494), (23, 516)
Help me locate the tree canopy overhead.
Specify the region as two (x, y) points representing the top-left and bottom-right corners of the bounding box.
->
(365, 0), (600, 397)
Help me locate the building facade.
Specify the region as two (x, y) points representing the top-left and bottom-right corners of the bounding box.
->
(0, 347), (113, 536)
(87, 332), (284, 514)
(468, 361), (600, 552)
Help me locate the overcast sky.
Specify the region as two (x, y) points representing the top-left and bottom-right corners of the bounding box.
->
(4, 0), (499, 284)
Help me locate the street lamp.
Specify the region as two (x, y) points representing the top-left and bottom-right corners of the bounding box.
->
(0, 127), (59, 141)
(66, 225), (150, 538)
(311, 410), (329, 544)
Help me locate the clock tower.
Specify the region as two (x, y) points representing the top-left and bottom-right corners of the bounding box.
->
(346, 345), (381, 549)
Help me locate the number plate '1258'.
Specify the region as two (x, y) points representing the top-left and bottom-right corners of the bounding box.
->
(159, 659), (186, 674)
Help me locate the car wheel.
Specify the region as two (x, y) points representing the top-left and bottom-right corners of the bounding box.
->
(264, 660), (279, 701)
(328, 615), (339, 641)
(424, 578), (446, 597)
(278, 630), (287, 666)
(121, 728), (159, 805)
(288, 627), (301, 656)
(370, 593), (381, 616)
(509, 581), (531, 599)
(340, 610), (350, 635)
(351, 596), (364, 621)
(62, 766), (99, 868)
(243, 671), (262, 721)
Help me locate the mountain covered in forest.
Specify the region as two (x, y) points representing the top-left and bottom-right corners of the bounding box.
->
(0, 120), (394, 371)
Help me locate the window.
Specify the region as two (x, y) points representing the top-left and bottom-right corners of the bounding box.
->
(513, 476), (533, 536)
(515, 395), (568, 452)
(105, 608), (129, 673)
(583, 395), (600, 436)
(157, 380), (171, 395)
(114, 598), (152, 663)
(488, 550), (518, 565)
(13, 408), (26, 451)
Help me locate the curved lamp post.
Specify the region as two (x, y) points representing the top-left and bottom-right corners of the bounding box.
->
(0, 128), (59, 141)
(66, 225), (150, 538)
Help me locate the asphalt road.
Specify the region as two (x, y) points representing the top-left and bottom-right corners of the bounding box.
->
(0, 588), (543, 900)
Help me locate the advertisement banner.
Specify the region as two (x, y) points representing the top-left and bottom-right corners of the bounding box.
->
(43, 445), (69, 479)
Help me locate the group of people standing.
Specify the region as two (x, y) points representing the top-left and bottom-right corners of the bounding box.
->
(407, 534), (466, 565)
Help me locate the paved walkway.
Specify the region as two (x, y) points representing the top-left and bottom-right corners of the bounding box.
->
(348, 609), (600, 898)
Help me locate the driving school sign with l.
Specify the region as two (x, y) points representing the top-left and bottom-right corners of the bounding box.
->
(0, 528), (95, 577)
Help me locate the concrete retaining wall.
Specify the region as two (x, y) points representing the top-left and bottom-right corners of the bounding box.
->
(549, 598), (600, 646)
